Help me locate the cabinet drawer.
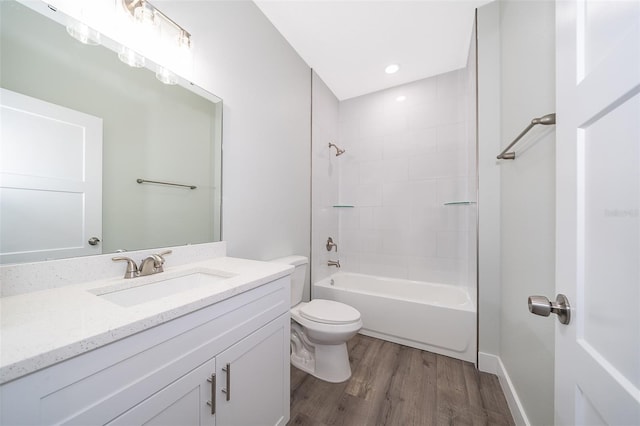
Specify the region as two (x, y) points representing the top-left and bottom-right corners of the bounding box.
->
(1, 277), (290, 425)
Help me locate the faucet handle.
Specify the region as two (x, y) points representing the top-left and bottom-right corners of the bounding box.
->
(112, 256), (139, 279)
(156, 250), (172, 259)
(152, 250), (172, 272)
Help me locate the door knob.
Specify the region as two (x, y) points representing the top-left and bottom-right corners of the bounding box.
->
(528, 294), (571, 325)
(88, 237), (101, 246)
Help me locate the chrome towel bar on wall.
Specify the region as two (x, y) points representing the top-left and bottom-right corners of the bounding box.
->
(497, 113), (556, 160)
(136, 178), (197, 189)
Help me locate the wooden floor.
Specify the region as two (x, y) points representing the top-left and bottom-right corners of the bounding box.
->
(288, 334), (514, 426)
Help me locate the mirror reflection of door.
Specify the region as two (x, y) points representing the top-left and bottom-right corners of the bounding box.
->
(0, 88), (103, 264)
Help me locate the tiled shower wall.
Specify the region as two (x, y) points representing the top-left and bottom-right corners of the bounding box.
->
(336, 66), (476, 287)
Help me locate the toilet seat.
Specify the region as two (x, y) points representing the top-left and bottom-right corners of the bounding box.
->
(299, 299), (361, 325)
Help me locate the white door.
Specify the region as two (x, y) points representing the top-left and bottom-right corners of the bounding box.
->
(555, 1), (640, 425)
(0, 88), (102, 264)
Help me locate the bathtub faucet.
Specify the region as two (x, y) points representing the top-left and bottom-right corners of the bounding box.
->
(328, 260), (341, 268)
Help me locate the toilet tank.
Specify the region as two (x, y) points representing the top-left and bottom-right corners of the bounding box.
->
(270, 256), (308, 307)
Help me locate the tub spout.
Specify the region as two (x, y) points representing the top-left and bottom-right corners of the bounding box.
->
(328, 260), (341, 268)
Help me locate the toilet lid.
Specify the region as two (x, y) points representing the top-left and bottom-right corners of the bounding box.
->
(299, 299), (361, 325)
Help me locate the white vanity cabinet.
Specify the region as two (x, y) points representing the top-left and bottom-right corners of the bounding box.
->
(0, 277), (291, 426)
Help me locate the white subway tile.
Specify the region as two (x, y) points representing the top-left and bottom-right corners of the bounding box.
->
(360, 229), (384, 254)
(384, 158), (409, 182)
(408, 180), (437, 206)
(359, 206), (379, 229)
(340, 162), (360, 186)
(437, 177), (471, 204)
(359, 160), (385, 185)
(356, 184), (383, 206)
(408, 127), (437, 156)
(339, 208), (360, 230)
(382, 181), (414, 206)
(407, 102), (439, 130)
(378, 206), (413, 230)
(436, 231), (469, 259)
(405, 231), (438, 257)
(359, 253), (409, 279)
(437, 122), (467, 152)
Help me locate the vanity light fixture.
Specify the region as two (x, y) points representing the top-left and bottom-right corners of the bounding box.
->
(385, 63), (400, 74)
(121, 0), (192, 50)
(133, 1), (156, 28)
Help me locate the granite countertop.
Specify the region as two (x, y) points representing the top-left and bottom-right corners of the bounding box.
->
(0, 257), (293, 385)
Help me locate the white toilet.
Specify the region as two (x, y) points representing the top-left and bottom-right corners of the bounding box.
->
(271, 256), (362, 383)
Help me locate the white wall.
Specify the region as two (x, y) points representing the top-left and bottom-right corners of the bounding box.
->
(477, 1), (556, 425)
(499, 1), (556, 425)
(311, 71), (340, 294)
(160, 2), (312, 264)
(337, 70), (476, 287)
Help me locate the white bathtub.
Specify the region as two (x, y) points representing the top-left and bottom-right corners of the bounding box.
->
(313, 272), (476, 363)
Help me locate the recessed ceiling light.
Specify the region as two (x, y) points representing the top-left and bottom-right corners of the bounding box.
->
(385, 64), (400, 74)
(396, 95), (406, 102)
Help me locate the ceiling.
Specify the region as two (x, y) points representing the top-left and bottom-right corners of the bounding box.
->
(255, 0), (492, 100)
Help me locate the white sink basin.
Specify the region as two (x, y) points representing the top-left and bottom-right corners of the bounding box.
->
(92, 270), (233, 307)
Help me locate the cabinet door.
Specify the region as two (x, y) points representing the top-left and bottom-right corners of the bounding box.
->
(107, 358), (217, 426)
(216, 314), (290, 426)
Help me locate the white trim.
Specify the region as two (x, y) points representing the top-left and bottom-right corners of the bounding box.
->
(478, 351), (498, 374)
(478, 352), (530, 426)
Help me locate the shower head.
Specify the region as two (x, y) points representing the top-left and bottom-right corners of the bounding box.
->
(328, 142), (345, 156)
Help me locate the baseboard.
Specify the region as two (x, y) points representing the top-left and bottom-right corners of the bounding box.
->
(478, 351), (499, 374)
(478, 352), (530, 426)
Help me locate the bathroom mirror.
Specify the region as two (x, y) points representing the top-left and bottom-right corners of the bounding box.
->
(0, 1), (222, 264)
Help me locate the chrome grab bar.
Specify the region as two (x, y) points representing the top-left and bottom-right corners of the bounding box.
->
(497, 113), (556, 160)
(136, 178), (196, 190)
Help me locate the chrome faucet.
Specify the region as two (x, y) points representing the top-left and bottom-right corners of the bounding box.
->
(328, 260), (341, 268)
(112, 250), (172, 279)
(139, 251), (171, 275)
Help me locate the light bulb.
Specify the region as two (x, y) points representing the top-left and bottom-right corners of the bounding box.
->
(156, 67), (178, 85)
(177, 30), (191, 50)
(66, 22), (101, 45)
(385, 64), (400, 74)
(118, 46), (145, 68)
